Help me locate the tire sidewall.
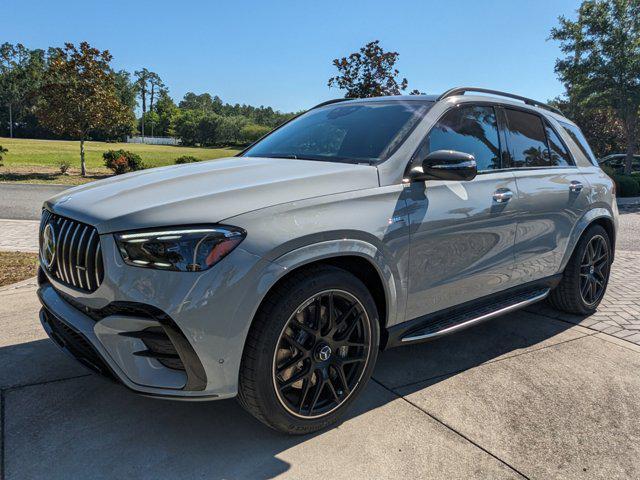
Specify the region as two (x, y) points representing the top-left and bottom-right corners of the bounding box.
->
(247, 267), (380, 434)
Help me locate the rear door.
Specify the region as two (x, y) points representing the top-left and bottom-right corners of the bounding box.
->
(500, 107), (591, 284)
(404, 104), (519, 319)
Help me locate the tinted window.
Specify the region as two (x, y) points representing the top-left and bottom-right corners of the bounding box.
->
(244, 101), (432, 164)
(559, 122), (598, 165)
(504, 109), (550, 167)
(544, 123), (573, 166)
(423, 105), (501, 171)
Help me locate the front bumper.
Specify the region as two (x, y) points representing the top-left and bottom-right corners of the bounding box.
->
(36, 227), (286, 399)
(38, 282), (217, 399)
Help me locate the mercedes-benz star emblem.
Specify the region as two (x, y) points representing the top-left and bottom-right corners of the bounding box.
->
(41, 223), (57, 270)
(317, 345), (332, 362)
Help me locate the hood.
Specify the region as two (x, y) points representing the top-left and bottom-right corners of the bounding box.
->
(46, 157), (379, 233)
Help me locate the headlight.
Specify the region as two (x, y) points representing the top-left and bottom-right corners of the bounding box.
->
(114, 225), (246, 272)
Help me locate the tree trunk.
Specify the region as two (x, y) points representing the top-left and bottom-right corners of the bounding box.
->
(141, 88), (146, 138)
(623, 111), (638, 176)
(8, 103), (13, 138)
(80, 138), (86, 177)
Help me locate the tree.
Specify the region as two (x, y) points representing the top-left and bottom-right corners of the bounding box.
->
(134, 68), (150, 136)
(135, 68), (166, 137)
(91, 69), (136, 141)
(551, 0), (640, 174)
(173, 109), (205, 146)
(218, 115), (248, 145)
(179, 92), (222, 113)
(37, 42), (130, 176)
(328, 40), (421, 98)
(148, 72), (165, 113)
(0, 43), (45, 138)
(550, 97), (626, 158)
(154, 90), (177, 136)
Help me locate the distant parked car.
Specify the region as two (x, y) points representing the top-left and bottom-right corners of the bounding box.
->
(37, 87), (618, 434)
(599, 154), (640, 173)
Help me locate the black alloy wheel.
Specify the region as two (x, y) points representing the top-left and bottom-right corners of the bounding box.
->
(579, 234), (610, 307)
(272, 289), (371, 418)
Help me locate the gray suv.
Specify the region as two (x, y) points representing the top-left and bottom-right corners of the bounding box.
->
(37, 87), (617, 434)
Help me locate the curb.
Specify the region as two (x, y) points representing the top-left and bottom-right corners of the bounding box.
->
(0, 276), (38, 294)
(0, 181), (70, 188)
(0, 218), (40, 224)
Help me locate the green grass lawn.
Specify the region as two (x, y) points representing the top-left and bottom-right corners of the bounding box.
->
(0, 137), (241, 185)
(0, 137), (240, 169)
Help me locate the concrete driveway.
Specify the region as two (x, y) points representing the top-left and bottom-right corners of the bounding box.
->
(2, 275), (640, 479)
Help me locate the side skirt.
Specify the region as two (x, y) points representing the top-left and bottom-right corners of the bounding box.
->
(384, 275), (561, 349)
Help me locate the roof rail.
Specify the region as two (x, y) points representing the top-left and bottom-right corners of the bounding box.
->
(438, 87), (563, 116)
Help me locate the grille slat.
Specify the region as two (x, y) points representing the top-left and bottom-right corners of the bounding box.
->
(56, 220), (71, 283)
(67, 223), (81, 287)
(39, 211), (104, 293)
(75, 225), (88, 290)
(84, 229), (96, 291)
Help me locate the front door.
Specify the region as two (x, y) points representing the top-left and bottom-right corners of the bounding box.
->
(404, 104), (518, 320)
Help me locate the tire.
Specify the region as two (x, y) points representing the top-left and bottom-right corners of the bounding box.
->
(548, 224), (612, 315)
(237, 265), (380, 434)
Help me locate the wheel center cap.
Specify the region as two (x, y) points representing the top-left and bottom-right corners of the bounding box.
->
(316, 344), (332, 362)
(589, 265), (595, 275)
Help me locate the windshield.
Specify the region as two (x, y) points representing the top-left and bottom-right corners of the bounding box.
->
(243, 100), (433, 164)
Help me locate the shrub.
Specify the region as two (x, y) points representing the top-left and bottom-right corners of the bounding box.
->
(174, 155), (200, 164)
(0, 145), (7, 166)
(601, 165), (616, 178)
(103, 149), (144, 175)
(613, 174), (640, 197)
(57, 160), (71, 175)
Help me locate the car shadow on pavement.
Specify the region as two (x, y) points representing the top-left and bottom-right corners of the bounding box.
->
(1, 308), (581, 479)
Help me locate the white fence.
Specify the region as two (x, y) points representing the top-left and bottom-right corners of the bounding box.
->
(126, 136), (181, 146)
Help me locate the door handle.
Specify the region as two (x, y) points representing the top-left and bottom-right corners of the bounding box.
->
(493, 188), (513, 203)
(569, 181), (584, 193)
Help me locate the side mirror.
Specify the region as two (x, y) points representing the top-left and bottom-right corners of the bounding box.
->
(414, 150), (477, 182)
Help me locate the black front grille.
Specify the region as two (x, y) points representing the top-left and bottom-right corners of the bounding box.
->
(40, 210), (104, 292)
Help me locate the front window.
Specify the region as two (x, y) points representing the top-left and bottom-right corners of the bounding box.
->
(417, 105), (501, 171)
(243, 101), (432, 164)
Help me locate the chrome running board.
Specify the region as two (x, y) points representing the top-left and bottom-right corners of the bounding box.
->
(401, 288), (550, 343)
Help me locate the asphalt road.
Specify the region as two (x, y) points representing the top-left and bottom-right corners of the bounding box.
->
(0, 183), (68, 220)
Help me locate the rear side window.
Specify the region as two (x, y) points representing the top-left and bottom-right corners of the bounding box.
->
(559, 122), (598, 165)
(503, 109), (549, 167)
(544, 123), (573, 167)
(423, 105), (501, 171)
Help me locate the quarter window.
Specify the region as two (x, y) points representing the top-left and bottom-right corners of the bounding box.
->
(544, 123), (573, 167)
(504, 109), (550, 167)
(559, 121), (598, 165)
(422, 105), (501, 171)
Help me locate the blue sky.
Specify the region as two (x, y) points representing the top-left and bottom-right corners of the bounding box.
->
(3, 0), (581, 113)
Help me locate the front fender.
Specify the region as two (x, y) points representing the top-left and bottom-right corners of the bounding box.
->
(270, 239), (401, 327)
